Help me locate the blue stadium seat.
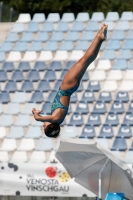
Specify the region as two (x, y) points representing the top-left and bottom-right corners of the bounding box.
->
(100, 42), (105, 51)
(2, 62), (14, 72)
(87, 113), (101, 126)
(98, 92), (112, 102)
(49, 61), (62, 71)
(98, 125), (114, 138)
(56, 22), (69, 32)
(71, 22), (84, 32)
(112, 30), (125, 40)
(18, 61), (30, 72)
(111, 138), (127, 151)
(68, 105), (72, 114)
(115, 92), (129, 102)
(27, 70), (40, 82)
(69, 114), (83, 126)
(127, 101), (133, 113)
(116, 21), (129, 30)
(13, 41), (27, 52)
(77, 82), (84, 92)
(75, 101), (89, 114)
(65, 61), (76, 69)
(127, 30), (133, 39)
(116, 125), (132, 138)
(11, 70), (24, 82)
(129, 141), (133, 150)
(105, 113), (119, 126)
(76, 12), (90, 22)
(4, 81), (17, 93)
(47, 91), (56, 103)
(123, 39), (133, 50)
(102, 50), (115, 60)
(32, 13), (45, 23)
(123, 112), (133, 126)
(21, 80), (34, 92)
(80, 31), (94, 41)
(25, 126), (42, 138)
(37, 80), (51, 92)
(11, 23), (24, 33)
(0, 52), (5, 62)
(59, 69), (67, 80)
(93, 101), (107, 114)
(129, 60), (133, 69)
(15, 114), (31, 126)
(75, 40), (89, 51)
(29, 41), (43, 51)
(113, 59), (127, 70)
(70, 92), (78, 103)
(6, 32), (18, 42)
(5, 103), (20, 115)
(86, 22), (99, 31)
(79, 125), (95, 138)
(104, 21), (114, 31)
(82, 71), (89, 81)
(0, 91), (10, 103)
(34, 61), (46, 71)
(36, 138), (53, 151)
(66, 31), (79, 41)
(120, 11), (133, 21)
(50, 32), (63, 41)
(41, 22), (54, 32)
(42, 102), (51, 114)
(0, 114), (13, 126)
(60, 41), (74, 51)
(12, 92), (27, 103)
(107, 40), (120, 50)
(0, 70), (7, 82)
(44, 70), (56, 81)
(105, 12), (119, 21)
(91, 12), (104, 21)
(118, 49), (132, 59)
(47, 13), (60, 22)
(7, 126), (24, 139)
(81, 90), (95, 103)
(53, 80), (62, 91)
(35, 31), (48, 42)
(110, 101), (124, 114)
(20, 32), (33, 42)
(26, 22), (39, 32)
(45, 41), (58, 51)
(0, 42), (12, 52)
(87, 81), (100, 92)
(61, 13), (75, 22)
(30, 91), (44, 103)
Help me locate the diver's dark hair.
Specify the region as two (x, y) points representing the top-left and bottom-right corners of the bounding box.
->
(45, 123), (60, 138)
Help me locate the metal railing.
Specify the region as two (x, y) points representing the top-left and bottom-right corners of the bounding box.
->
(0, 1), (19, 22)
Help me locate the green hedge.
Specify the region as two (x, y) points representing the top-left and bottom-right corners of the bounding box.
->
(2, 0), (133, 17)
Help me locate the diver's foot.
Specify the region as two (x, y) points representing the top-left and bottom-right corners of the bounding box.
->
(97, 24), (108, 41)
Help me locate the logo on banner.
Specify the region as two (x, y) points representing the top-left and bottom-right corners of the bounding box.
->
(26, 166), (70, 193)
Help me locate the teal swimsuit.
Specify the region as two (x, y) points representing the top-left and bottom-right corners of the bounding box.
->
(51, 85), (79, 123)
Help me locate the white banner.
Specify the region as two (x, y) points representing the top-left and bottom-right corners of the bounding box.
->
(0, 162), (95, 197)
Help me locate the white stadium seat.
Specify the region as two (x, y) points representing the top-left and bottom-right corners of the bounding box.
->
(102, 81), (118, 91)
(17, 13), (31, 23)
(107, 70), (123, 80)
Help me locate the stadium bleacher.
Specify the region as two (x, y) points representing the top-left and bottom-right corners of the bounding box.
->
(0, 11), (133, 164)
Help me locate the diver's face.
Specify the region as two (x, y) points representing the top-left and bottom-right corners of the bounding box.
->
(43, 122), (53, 132)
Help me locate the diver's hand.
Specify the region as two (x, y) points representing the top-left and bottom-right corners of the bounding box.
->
(32, 108), (43, 121)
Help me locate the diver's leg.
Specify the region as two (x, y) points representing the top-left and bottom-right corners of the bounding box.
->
(60, 24), (107, 90)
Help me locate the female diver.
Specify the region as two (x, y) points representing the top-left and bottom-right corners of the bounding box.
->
(32, 24), (108, 138)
